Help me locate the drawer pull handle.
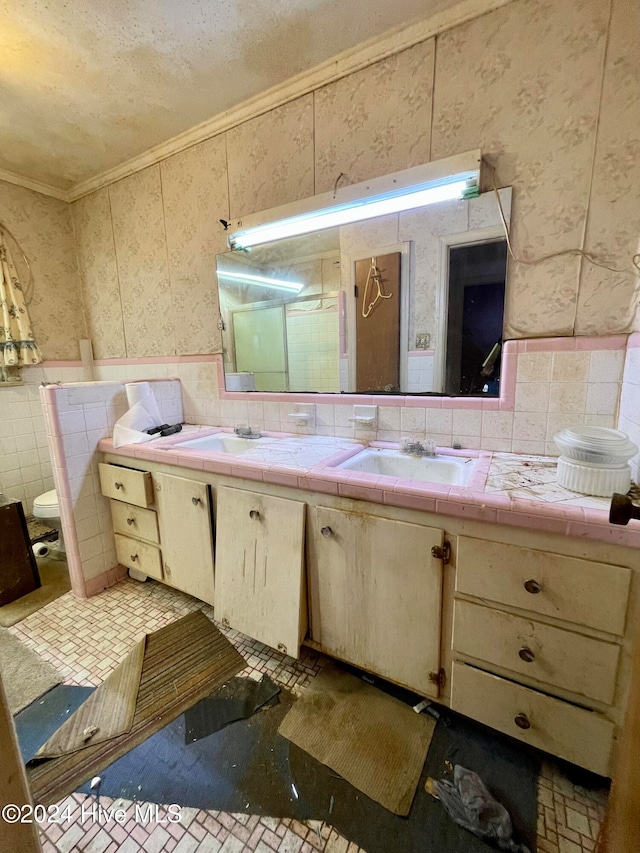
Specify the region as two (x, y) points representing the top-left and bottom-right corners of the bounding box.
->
(514, 713), (531, 730)
(130, 554), (138, 562)
(249, 510), (260, 520)
(192, 497), (201, 506)
(519, 647), (535, 663)
(114, 482), (123, 490)
(524, 579), (541, 594)
(321, 526), (333, 538)
(126, 517), (135, 526)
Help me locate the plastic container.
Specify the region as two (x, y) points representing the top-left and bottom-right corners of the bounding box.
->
(554, 427), (638, 467)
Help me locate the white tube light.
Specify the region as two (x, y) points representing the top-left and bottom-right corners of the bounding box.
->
(229, 172), (477, 250)
(217, 269), (304, 293)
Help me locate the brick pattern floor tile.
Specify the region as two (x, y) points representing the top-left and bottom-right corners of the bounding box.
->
(18, 577), (609, 853)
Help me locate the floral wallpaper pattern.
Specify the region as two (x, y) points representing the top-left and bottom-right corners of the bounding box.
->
(73, 187), (126, 359)
(575, 0), (640, 335)
(314, 39), (435, 194)
(63, 0), (639, 362)
(108, 165), (175, 357)
(0, 179), (85, 360)
(226, 95), (314, 219)
(430, 0), (610, 339)
(160, 136), (229, 355)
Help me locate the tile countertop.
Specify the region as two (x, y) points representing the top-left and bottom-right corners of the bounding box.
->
(97, 426), (640, 549)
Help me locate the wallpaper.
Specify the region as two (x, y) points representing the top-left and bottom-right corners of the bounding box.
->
(160, 135), (229, 355)
(108, 165), (175, 357)
(575, 0), (640, 335)
(431, 0), (610, 339)
(72, 187), (125, 359)
(314, 39), (435, 194)
(61, 0), (640, 360)
(226, 94), (314, 219)
(0, 179), (85, 359)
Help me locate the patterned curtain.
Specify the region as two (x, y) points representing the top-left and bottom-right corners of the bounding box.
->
(0, 229), (42, 366)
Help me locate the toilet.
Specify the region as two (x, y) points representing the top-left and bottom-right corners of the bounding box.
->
(33, 489), (65, 553)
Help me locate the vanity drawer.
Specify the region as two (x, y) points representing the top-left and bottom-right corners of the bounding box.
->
(452, 600), (620, 705)
(110, 501), (159, 544)
(99, 463), (154, 508)
(450, 662), (614, 776)
(114, 533), (163, 580)
(456, 536), (630, 635)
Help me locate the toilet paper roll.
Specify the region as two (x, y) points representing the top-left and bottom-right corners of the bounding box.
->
(125, 382), (162, 421)
(113, 383), (164, 448)
(33, 542), (50, 558)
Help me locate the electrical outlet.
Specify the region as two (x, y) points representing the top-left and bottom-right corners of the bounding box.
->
(415, 333), (430, 350)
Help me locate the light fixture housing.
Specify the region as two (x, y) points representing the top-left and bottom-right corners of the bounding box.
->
(216, 269), (304, 293)
(227, 150), (481, 250)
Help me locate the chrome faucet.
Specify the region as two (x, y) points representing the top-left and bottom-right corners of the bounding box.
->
(400, 437), (437, 458)
(234, 425), (262, 439)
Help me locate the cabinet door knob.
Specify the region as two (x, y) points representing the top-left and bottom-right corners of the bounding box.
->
(126, 517), (135, 526)
(130, 554), (138, 562)
(320, 526), (333, 538)
(192, 496), (201, 506)
(519, 647), (535, 663)
(114, 482), (123, 490)
(524, 579), (541, 594)
(249, 509), (260, 520)
(514, 713), (531, 730)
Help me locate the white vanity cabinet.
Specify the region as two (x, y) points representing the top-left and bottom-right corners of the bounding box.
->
(306, 506), (446, 697)
(214, 485), (307, 657)
(100, 462), (215, 605)
(153, 472), (215, 606)
(451, 535), (632, 776)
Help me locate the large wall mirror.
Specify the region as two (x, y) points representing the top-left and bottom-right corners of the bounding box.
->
(216, 162), (511, 397)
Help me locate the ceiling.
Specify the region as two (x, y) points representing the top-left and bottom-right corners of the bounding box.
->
(0, 0), (458, 192)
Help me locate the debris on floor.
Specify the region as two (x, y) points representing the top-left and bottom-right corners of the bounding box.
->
(430, 764), (531, 853)
(184, 673), (280, 743)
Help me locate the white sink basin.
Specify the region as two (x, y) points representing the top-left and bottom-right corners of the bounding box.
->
(336, 448), (476, 485)
(173, 434), (276, 454)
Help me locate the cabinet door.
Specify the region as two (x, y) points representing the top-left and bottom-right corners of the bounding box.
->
(215, 486), (306, 657)
(307, 506), (444, 697)
(154, 473), (215, 606)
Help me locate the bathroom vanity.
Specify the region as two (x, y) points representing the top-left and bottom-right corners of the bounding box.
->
(97, 431), (640, 777)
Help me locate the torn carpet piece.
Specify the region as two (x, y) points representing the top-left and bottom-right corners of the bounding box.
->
(278, 664), (436, 815)
(27, 611), (246, 805)
(33, 637), (146, 758)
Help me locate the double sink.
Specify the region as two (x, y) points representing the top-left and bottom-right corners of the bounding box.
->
(173, 431), (476, 487)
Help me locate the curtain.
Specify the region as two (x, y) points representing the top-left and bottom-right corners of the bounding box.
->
(0, 229), (42, 366)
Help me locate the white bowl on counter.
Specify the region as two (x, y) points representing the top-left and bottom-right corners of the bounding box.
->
(554, 426), (638, 497)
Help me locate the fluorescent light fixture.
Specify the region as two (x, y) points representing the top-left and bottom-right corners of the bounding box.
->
(229, 171), (478, 250)
(217, 269), (304, 293)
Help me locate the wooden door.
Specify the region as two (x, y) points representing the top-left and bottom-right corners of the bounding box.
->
(154, 473), (215, 606)
(307, 506), (444, 697)
(354, 252), (401, 391)
(215, 486), (306, 657)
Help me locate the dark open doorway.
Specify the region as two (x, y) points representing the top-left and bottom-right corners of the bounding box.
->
(444, 240), (507, 396)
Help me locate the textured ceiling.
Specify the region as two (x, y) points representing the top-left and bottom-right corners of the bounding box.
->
(0, 0), (457, 191)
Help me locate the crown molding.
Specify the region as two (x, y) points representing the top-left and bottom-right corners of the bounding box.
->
(0, 168), (70, 202)
(66, 0), (515, 202)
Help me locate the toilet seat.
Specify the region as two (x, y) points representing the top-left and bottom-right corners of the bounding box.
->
(33, 489), (60, 519)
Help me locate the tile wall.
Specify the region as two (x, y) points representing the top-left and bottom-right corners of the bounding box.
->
(203, 338), (626, 455)
(287, 309), (340, 393)
(41, 378), (183, 596)
(0, 365), (83, 513)
(618, 334), (640, 483)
